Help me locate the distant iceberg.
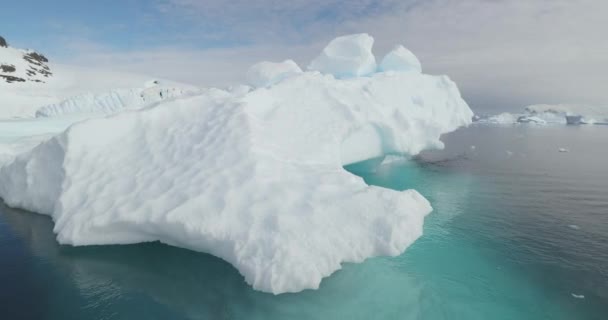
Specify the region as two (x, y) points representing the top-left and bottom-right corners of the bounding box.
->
(475, 104), (608, 125)
(525, 104), (608, 125)
(477, 112), (519, 125)
(0, 33), (473, 294)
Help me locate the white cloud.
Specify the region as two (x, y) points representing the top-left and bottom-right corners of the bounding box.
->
(58, 0), (608, 111)
(64, 42), (320, 87)
(153, 0), (401, 43)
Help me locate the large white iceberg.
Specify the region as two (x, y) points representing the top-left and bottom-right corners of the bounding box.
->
(0, 34), (473, 294)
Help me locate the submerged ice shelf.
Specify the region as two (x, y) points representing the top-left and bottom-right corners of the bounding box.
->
(0, 33), (473, 294)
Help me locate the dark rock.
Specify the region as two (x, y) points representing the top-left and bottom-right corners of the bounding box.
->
(1, 64), (16, 73)
(0, 74), (26, 83)
(23, 51), (49, 64)
(1, 39), (52, 83)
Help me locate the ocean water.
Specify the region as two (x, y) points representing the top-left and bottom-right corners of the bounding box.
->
(1, 125), (607, 319)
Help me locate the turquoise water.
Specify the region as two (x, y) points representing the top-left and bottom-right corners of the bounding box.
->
(1, 125), (607, 319)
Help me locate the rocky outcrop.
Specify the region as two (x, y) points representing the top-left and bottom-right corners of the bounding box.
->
(0, 36), (7, 48)
(0, 75), (26, 83)
(23, 51), (49, 64)
(23, 52), (52, 78)
(1, 64), (15, 73)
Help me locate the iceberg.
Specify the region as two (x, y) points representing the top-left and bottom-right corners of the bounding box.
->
(476, 104), (608, 126)
(516, 115), (546, 124)
(525, 104), (608, 125)
(308, 33), (377, 78)
(0, 34), (473, 294)
(379, 45), (422, 73)
(476, 112), (520, 125)
(246, 60), (302, 88)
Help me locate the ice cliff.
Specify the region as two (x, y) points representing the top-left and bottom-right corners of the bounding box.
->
(0, 33), (473, 294)
(35, 81), (197, 117)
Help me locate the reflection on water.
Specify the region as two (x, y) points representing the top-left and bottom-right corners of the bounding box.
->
(1, 125), (607, 319)
(0, 200), (448, 320)
(1, 160), (475, 320)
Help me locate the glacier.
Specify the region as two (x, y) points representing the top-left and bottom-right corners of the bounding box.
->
(35, 81), (197, 117)
(0, 33), (473, 294)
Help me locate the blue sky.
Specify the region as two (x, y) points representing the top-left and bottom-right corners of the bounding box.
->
(4, 1), (177, 50)
(4, 0), (402, 51)
(2, 0), (607, 111)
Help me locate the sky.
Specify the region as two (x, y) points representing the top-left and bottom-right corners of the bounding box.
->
(2, 0), (607, 113)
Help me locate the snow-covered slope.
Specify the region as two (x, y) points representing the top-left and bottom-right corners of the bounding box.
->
(1, 35), (195, 119)
(0, 33), (473, 294)
(0, 36), (52, 84)
(0, 64), (196, 119)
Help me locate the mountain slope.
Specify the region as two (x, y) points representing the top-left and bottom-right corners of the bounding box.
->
(0, 36), (52, 84)
(0, 35), (197, 119)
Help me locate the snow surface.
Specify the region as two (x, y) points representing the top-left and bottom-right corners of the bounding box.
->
(308, 33), (377, 78)
(0, 45), (50, 83)
(379, 45), (422, 73)
(0, 34), (473, 294)
(246, 60), (302, 88)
